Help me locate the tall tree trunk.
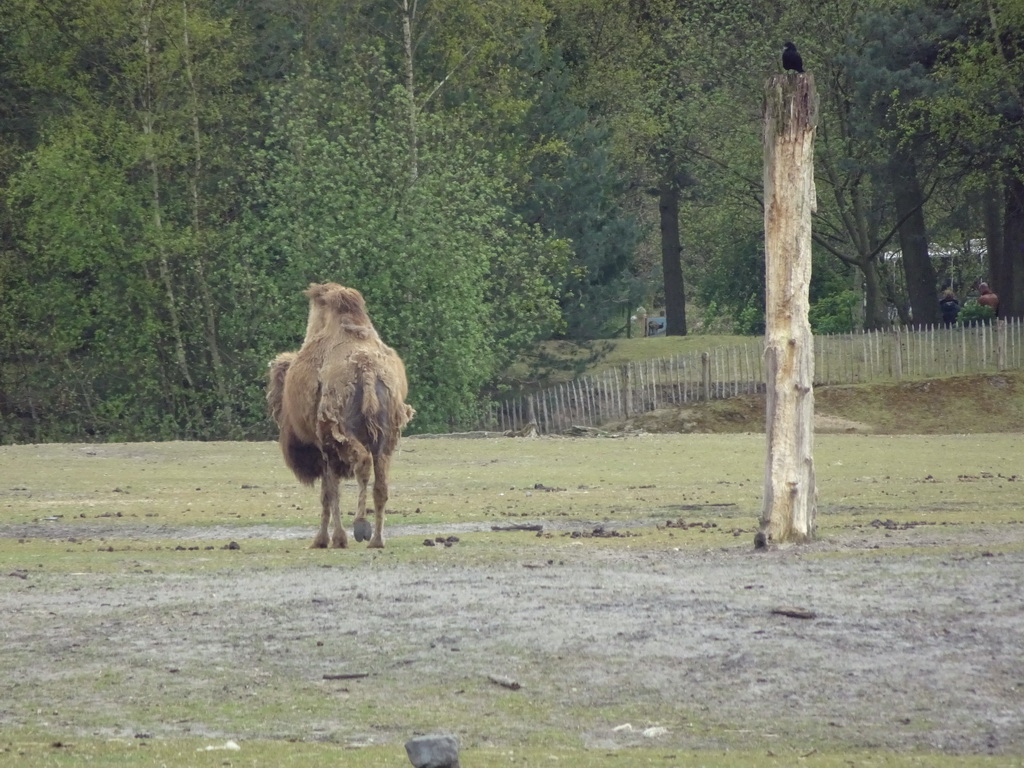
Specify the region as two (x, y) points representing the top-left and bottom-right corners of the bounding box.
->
(982, 181), (1003, 289)
(861, 257), (888, 330)
(1000, 173), (1024, 317)
(401, 0), (418, 183)
(893, 154), (938, 325)
(141, 2), (193, 391)
(659, 177), (686, 335)
(987, 1), (1023, 317)
(760, 73), (818, 545)
(182, 1), (227, 411)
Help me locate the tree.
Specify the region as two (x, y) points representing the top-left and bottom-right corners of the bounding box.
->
(759, 0), (962, 329)
(233, 64), (567, 432)
(921, 0), (1024, 316)
(512, 38), (642, 338)
(808, 4), (903, 329)
(848, 4), (965, 325)
(3, 0), (253, 438)
(548, 0), (762, 336)
(387, 3), (642, 340)
(5, 108), (165, 438)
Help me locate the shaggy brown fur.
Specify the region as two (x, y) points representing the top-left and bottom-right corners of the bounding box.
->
(267, 283), (414, 548)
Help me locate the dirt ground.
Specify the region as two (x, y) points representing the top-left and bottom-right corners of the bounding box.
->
(3, 514), (1023, 756)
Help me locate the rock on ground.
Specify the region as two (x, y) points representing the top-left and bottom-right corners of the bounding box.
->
(405, 734), (460, 768)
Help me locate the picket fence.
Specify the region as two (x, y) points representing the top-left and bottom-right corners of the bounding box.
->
(482, 318), (1024, 435)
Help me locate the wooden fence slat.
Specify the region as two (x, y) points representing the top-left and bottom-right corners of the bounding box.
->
(717, 351), (724, 398)
(670, 355), (678, 404)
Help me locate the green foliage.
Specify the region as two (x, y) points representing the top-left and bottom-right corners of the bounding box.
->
(2, 0), (1023, 441)
(1, 0), (576, 441)
(956, 300), (996, 325)
(693, 234), (764, 335)
(509, 38), (643, 339)
(809, 290), (861, 335)
(232, 65), (567, 433)
(1, 0), (254, 441)
(2, 109), (172, 440)
(735, 301), (766, 336)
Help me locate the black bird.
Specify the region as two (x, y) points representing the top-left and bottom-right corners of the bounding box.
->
(782, 41), (804, 73)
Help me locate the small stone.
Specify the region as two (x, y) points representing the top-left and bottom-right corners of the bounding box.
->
(405, 734), (460, 768)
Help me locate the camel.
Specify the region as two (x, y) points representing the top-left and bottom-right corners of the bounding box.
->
(267, 282), (414, 549)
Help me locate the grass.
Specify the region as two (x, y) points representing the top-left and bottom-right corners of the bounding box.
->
(2, 433), (1023, 767)
(2, 433), (1021, 573)
(3, 736), (1020, 767)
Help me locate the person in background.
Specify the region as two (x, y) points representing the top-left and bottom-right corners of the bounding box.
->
(978, 282), (999, 317)
(939, 288), (960, 326)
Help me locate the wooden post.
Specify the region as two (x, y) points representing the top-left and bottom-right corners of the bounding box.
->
(623, 364), (633, 417)
(996, 318), (1007, 371)
(893, 327), (903, 379)
(701, 352), (711, 402)
(760, 72), (818, 545)
(616, 367), (625, 419)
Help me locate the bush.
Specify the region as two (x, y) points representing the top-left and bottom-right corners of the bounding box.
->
(956, 300), (995, 325)
(809, 290), (860, 334)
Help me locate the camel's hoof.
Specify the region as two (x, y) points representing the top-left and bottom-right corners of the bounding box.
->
(368, 538), (384, 549)
(354, 518), (373, 543)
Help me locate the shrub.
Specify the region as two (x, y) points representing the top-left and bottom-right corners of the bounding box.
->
(956, 300), (995, 325)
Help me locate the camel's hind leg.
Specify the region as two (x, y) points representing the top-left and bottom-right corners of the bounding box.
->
(313, 468), (348, 549)
(367, 452), (391, 549)
(352, 453), (373, 543)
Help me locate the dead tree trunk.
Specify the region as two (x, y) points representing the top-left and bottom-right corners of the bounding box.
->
(760, 73), (818, 545)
